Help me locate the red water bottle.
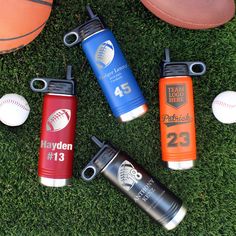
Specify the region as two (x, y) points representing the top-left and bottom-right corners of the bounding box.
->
(30, 66), (77, 187)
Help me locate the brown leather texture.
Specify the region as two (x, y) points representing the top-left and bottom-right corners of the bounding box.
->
(141, 0), (235, 29)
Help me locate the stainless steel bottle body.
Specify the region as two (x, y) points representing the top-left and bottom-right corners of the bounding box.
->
(101, 151), (186, 230)
(81, 137), (187, 230)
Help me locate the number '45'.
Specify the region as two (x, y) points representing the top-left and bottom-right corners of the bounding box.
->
(114, 83), (131, 97)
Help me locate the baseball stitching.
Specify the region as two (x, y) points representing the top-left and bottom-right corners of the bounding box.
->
(214, 100), (236, 109)
(0, 99), (30, 111)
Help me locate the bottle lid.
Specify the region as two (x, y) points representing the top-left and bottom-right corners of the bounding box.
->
(63, 5), (106, 47)
(81, 136), (118, 181)
(30, 65), (76, 95)
(160, 48), (206, 77)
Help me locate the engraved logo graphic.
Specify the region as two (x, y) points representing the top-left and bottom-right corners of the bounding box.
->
(95, 40), (115, 69)
(118, 160), (142, 191)
(46, 109), (71, 132)
(166, 84), (187, 109)
(162, 113), (193, 127)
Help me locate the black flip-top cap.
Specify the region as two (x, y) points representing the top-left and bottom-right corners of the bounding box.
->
(30, 65), (76, 95)
(160, 48), (206, 78)
(64, 5), (106, 47)
(81, 136), (118, 181)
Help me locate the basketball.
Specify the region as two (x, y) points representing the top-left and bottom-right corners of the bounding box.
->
(0, 0), (53, 54)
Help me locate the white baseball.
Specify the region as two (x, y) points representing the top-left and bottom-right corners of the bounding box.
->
(0, 93), (30, 126)
(212, 91), (236, 124)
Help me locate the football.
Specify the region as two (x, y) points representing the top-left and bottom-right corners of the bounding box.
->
(141, 0), (235, 29)
(95, 40), (115, 69)
(118, 160), (137, 191)
(46, 109), (71, 132)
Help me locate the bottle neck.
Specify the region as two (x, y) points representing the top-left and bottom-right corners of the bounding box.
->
(82, 29), (107, 42)
(81, 137), (119, 181)
(77, 17), (106, 42)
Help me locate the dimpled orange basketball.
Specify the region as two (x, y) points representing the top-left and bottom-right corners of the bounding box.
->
(0, 0), (53, 54)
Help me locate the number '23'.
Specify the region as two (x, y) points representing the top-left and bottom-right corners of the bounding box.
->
(167, 132), (190, 147)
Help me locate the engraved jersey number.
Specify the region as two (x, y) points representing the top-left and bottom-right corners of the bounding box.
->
(167, 132), (190, 147)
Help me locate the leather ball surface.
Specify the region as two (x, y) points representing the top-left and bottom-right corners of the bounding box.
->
(141, 0), (235, 29)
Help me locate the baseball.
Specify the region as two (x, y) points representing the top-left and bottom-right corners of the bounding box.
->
(212, 91), (236, 124)
(0, 93), (30, 126)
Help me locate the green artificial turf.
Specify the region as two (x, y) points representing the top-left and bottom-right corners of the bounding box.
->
(0, 0), (236, 235)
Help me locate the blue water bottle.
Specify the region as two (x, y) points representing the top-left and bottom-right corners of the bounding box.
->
(63, 6), (148, 122)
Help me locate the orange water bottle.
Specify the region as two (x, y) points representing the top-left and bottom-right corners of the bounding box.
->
(159, 49), (206, 170)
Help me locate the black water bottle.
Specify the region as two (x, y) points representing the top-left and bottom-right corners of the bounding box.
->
(81, 136), (187, 230)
